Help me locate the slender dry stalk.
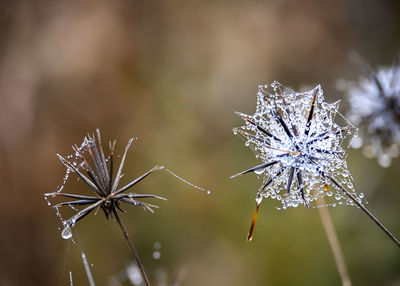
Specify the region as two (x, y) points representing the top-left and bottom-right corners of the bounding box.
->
(81, 252), (96, 286)
(45, 130), (167, 286)
(112, 208), (151, 286)
(317, 197), (351, 286)
(325, 174), (400, 248)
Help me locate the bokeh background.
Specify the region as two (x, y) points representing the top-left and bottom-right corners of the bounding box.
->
(0, 0), (399, 285)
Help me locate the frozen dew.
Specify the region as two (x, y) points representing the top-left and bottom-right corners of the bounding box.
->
(233, 81), (364, 209)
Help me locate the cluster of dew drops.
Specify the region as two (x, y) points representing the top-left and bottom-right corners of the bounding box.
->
(45, 134), (212, 240)
(45, 137), (97, 240)
(234, 81), (366, 209)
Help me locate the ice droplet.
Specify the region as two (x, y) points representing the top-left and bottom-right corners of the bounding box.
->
(61, 225), (73, 240)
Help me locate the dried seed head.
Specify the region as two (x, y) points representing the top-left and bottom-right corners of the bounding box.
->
(338, 64), (400, 167)
(233, 81), (364, 209)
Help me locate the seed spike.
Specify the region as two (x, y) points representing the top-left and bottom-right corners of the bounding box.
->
(230, 161), (278, 179)
(237, 130), (300, 155)
(247, 200), (261, 242)
(58, 155), (103, 196)
(96, 129), (110, 184)
(324, 173), (400, 248)
(287, 167), (295, 194)
(111, 138), (134, 193)
(305, 87), (318, 136)
(235, 112), (282, 142)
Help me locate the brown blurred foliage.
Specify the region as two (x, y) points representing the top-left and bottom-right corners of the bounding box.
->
(0, 0), (399, 285)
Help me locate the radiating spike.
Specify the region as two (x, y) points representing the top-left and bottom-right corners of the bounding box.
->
(235, 112), (282, 142)
(247, 199), (262, 242)
(304, 88), (318, 136)
(237, 130), (300, 155)
(55, 199), (99, 207)
(261, 166), (286, 191)
(230, 161), (278, 179)
(111, 138), (134, 193)
(57, 155), (103, 196)
(287, 167), (295, 194)
(114, 165), (164, 196)
(96, 129), (110, 184)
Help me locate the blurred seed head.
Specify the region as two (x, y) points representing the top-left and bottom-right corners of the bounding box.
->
(338, 63), (400, 167)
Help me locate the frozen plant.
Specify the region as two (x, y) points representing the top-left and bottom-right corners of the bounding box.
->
(338, 63), (400, 167)
(232, 81), (400, 247)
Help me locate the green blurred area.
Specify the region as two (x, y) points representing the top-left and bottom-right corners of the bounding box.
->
(0, 1), (399, 285)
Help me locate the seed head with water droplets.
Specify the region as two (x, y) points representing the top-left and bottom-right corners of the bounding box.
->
(338, 64), (400, 167)
(232, 81), (364, 209)
(44, 129), (166, 239)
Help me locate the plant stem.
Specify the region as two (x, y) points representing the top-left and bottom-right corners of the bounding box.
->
(326, 174), (400, 248)
(317, 197), (352, 286)
(81, 252), (96, 286)
(112, 208), (151, 286)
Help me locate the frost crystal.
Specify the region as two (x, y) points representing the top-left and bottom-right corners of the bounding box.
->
(338, 65), (400, 167)
(233, 81), (363, 209)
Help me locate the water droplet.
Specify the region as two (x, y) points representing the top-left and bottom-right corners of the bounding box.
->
(359, 193), (364, 199)
(152, 251), (161, 260)
(61, 225), (72, 240)
(254, 168), (265, 175)
(153, 242), (161, 249)
(206, 190), (211, 195)
(335, 194), (341, 200)
(126, 264), (143, 285)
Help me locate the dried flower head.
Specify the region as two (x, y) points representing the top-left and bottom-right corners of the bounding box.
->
(45, 129), (166, 286)
(338, 64), (400, 167)
(233, 81), (360, 208)
(45, 130), (165, 237)
(232, 82), (400, 246)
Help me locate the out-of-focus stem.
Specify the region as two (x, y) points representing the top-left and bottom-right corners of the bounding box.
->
(317, 197), (351, 286)
(81, 252), (96, 286)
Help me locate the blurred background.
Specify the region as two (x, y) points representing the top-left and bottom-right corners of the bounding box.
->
(0, 0), (399, 285)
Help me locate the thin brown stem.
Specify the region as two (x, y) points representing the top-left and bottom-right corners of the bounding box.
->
(326, 174), (400, 248)
(112, 208), (151, 286)
(317, 196), (352, 286)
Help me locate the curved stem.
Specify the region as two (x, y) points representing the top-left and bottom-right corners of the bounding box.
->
(326, 174), (400, 248)
(112, 208), (151, 286)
